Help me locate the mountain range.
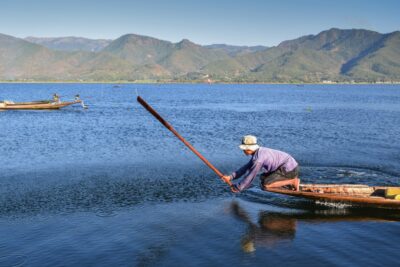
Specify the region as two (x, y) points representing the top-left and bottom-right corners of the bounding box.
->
(25, 36), (112, 52)
(1, 28), (399, 83)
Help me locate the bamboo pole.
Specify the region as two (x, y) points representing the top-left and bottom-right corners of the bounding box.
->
(137, 96), (231, 186)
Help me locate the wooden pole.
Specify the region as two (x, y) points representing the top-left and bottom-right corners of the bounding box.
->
(137, 96), (231, 186)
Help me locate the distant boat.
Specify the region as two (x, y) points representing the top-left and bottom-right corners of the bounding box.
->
(0, 98), (86, 110)
(265, 183), (400, 209)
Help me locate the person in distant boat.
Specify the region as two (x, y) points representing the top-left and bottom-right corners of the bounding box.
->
(222, 135), (300, 193)
(53, 93), (61, 103)
(74, 94), (80, 101)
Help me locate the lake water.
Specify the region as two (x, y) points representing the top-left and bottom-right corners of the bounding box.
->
(0, 83), (399, 266)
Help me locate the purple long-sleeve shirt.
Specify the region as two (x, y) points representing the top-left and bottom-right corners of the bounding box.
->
(230, 147), (298, 192)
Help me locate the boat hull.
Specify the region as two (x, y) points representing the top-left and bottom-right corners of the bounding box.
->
(265, 184), (400, 209)
(0, 100), (81, 110)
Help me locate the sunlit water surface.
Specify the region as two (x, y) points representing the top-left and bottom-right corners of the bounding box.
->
(0, 83), (399, 266)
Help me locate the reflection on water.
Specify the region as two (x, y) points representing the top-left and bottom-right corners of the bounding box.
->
(0, 165), (397, 218)
(230, 201), (295, 252)
(1, 84), (400, 266)
(1, 198), (399, 267)
(229, 201), (400, 253)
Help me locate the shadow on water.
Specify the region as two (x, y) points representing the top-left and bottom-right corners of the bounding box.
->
(0, 163), (231, 218)
(228, 200), (400, 253)
(0, 164), (398, 218)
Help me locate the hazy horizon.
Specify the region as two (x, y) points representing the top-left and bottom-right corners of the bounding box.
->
(16, 27), (399, 48)
(1, 0), (399, 46)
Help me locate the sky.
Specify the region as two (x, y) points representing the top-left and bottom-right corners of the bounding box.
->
(1, 0), (399, 46)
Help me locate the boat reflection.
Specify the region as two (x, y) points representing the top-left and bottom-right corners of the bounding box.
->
(228, 201), (399, 253)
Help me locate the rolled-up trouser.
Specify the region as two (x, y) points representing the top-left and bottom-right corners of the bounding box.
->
(260, 166), (299, 187)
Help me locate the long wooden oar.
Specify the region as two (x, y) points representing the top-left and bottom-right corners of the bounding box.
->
(137, 96), (232, 186)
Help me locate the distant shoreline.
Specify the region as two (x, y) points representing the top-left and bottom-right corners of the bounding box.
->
(1, 81), (400, 85)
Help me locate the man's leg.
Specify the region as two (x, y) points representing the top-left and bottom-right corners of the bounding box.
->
(265, 177), (300, 191)
(261, 168), (300, 191)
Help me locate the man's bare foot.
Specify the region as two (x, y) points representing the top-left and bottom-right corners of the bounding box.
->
(293, 177), (300, 191)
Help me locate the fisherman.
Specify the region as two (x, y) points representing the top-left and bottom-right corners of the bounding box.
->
(53, 93), (61, 103)
(222, 135), (300, 193)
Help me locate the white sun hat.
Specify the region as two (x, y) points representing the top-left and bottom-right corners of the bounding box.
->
(239, 135), (260, 151)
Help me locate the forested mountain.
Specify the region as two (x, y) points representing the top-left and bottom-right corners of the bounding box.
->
(0, 28), (399, 82)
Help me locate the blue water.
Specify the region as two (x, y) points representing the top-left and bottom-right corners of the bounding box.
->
(0, 83), (399, 266)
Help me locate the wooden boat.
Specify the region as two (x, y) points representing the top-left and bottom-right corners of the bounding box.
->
(265, 184), (400, 209)
(0, 100), (84, 110)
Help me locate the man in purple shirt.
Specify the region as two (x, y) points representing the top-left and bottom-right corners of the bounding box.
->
(222, 135), (300, 193)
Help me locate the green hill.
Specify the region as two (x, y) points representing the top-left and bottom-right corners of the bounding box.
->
(343, 31), (400, 81)
(205, 44), (268, 56)
(1, 29), (399, 82)
(204, 28), (400, 82)
(160, 39), (230, 74)
(102, 34), (174, 65)
(0, 33), (92, 80)
(24, 37), (112, 52)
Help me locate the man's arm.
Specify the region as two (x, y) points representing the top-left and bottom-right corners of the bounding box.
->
(234, 162), (263, 192)
(230, 160), (253, 180)
(221, 159), (255, 190)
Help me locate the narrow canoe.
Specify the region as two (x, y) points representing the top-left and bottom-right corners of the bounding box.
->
(0, 100), (82, 110)
(265, 184), (400, 209)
